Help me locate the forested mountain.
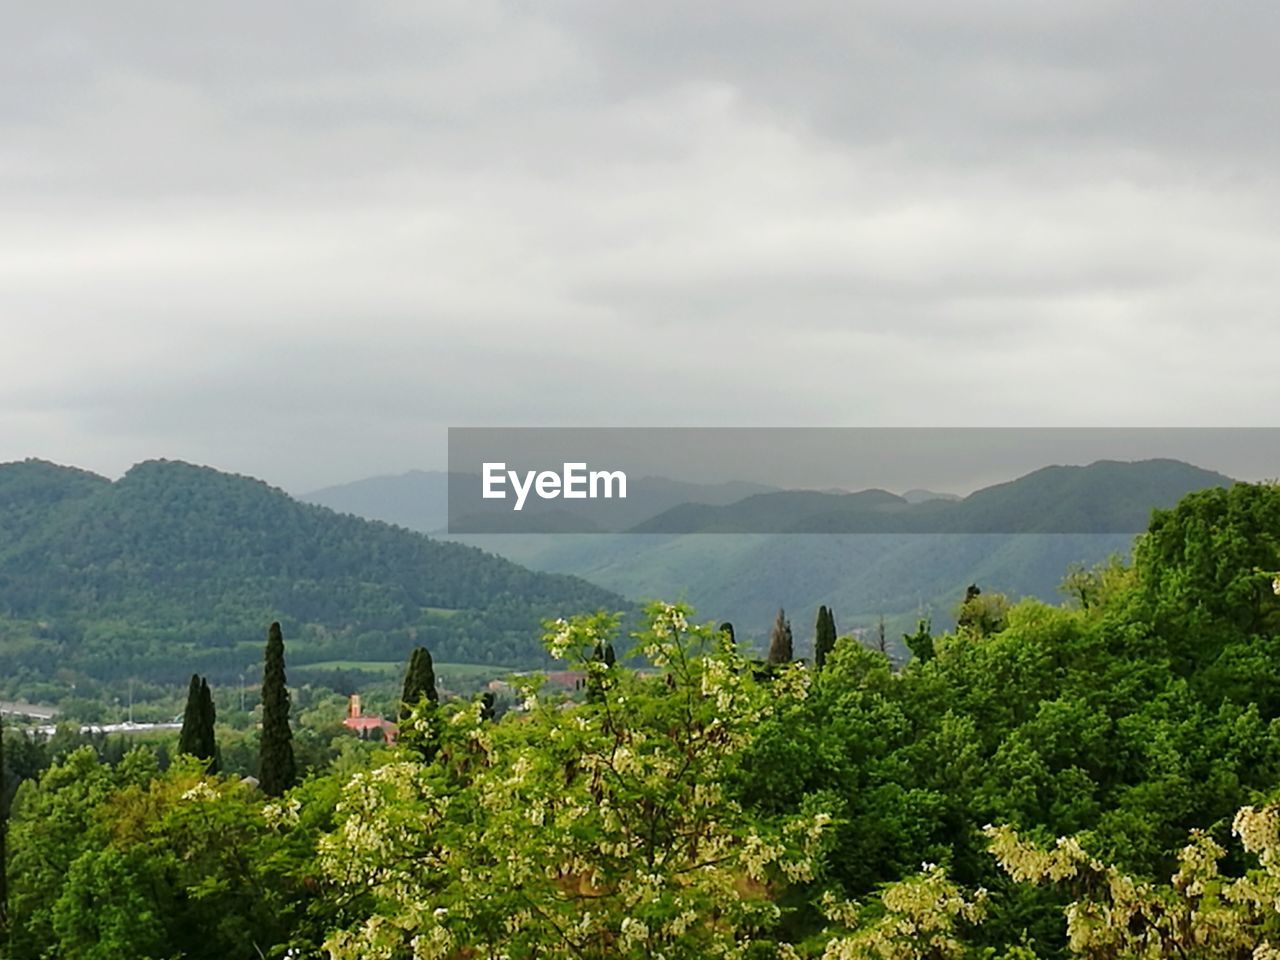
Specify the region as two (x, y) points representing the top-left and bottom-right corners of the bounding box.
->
(630, 458), (1233, 533)
(301, 469), (452, 534)
(0, 459), (623, 686)
(303, 470), (779, 533)
(444, 459), (1235, 648)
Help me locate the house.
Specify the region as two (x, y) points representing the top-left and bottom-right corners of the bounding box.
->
(342, 694), (397, 743)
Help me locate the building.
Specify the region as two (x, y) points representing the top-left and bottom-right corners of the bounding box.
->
(341, 693), (397, 743)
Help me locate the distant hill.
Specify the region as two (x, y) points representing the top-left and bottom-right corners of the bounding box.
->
(0, 459), (624, 687)
(300, 458), (1234, 659)
(305, 471), (779, 533)
(302, 469), (450, 533)
(901, 488), (960, 504)
(631, 460), (1234, 534)
(451, 459), (1235, 655)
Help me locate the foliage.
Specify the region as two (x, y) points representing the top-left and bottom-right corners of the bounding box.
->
(320, 603), (832, 959)
(398, 645), (439, 723)
(770, 608), (796, 664)
(178, 674), (218, 772)
(6, 746), (338, 958)
(984, 799), (1280, 958)
(815, 605), (837, 671)
(259, 621), (296, 796)
(3, 481), (1280, 959)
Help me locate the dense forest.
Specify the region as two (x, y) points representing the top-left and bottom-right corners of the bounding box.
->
(0, 458), (623, 694)
(2, 481), (1279, 957)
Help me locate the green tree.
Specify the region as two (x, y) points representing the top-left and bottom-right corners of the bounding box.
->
(815, 604), (837, 670)
(398, 647), (438, 723)
(178, 675), (218, 771)
(719, 621), (736, 649)
(768, 607), (794, 665)
(956, 584), (1010, 637)
(178, 674), (202, 757)
(198, 678), (219, 774)
(1, 711), (6, 935)
(903, 617), (934, 662)
(321, 604), (832, 959)
(258, 622), (295, 796)
(585, 638), (617, 703)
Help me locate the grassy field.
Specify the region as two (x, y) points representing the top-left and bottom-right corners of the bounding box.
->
(293, 660), (516, 679)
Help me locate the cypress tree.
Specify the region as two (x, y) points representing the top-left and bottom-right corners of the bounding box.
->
(199, 678), (219, 774)
(767, 608), (794, 665)
(815, 605), (837, 670)
(258, 621), (296, 796)
(180, 675), (219, 771)
(178, 674), (203, 757)
(399, 646), (439, 722)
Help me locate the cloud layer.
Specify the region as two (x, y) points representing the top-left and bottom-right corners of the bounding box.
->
(4, 2), (1277, 489)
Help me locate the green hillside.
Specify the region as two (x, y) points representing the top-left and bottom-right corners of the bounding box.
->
(455, 460), (1233, 650)
(0, 459), (624, 689)
(631, 459), (1233, 533)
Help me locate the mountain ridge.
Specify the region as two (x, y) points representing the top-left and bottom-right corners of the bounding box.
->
(0, 458), (626, 685)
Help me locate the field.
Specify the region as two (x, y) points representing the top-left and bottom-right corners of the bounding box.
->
(292, 660), (516, 680)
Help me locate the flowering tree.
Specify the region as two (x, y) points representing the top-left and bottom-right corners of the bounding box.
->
(320, 602), (832, 959)
(984, 801), (1280, 959)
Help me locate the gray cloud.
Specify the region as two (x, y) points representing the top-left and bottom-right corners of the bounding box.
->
(3, 2), (1277, 490)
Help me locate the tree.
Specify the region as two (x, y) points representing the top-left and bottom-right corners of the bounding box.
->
(320, 604), (831, 959)
(178, 675), (202, 759)
(398, 647), (438, 723)
(585, 639), (616, 703)
(198, 679), (219, 774)
(956, 584), (1010, 637)
(767, 608), (794, 665)
(258, 622), (295, 796)
(1, 711), (6, 935)
(178, 675), (218, 772)
(903, 618), (935, 662)
(814, 605), (837, 670)
(719, 621), (736, 649)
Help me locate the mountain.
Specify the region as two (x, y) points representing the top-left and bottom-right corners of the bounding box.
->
(901, 488), (960, 504)
(298, 458), (1234, 658)
(630, 460), (1234, 534)
(302, 469), (450, 533)
(0, 459), (625, 687)
(305, 471), (779, 534)
(449, 459), (1234, 654)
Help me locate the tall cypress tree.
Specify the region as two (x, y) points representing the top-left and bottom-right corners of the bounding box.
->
(180, 674), (220, 771)
(258, 621), (295, 796)
(767, 608), (794, 665)
(815, 605), (837, 670)
(178, 674), (204, 757)
(399, 646), (439, 722)
(199, 678), (219, 774)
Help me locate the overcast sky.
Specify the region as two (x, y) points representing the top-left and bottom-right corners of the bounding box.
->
(4, 1), (1278, 492)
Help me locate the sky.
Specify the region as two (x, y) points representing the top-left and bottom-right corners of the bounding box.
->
(4, 1), (1278, 493)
